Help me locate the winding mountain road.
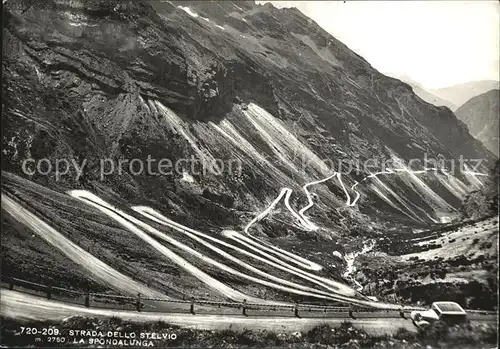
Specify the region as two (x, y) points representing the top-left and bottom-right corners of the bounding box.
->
(1, 192), (162, 299)
(69, 190), (262, 304)
(1, 162), (490, 321)
(69, 190), (399, 308)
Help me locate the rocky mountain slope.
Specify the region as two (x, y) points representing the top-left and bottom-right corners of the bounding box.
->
(356, 215), (498, 310)
(430, 80), (499, 110)
(393, 75), (456, 110)
(455, 89), (499, 156)
(410, 84), (457, 111)
(2, 0), (495, 233)
(461, 159), (499, 220)
(2, 0), (498, 309)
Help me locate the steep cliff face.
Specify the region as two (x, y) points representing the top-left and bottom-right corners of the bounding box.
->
(455, 89), (499, 156)
(2, 0), (495, 232)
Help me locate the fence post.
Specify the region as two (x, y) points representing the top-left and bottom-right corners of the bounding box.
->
(190, 297), (195, 315)
(85, 291), (90, 308)
(46, 285), (52, 300)
(136, 293), (142, 312)
(242, 299), (247, 316)
(349, 304), (355, 319)
(294, 300), (299, 318)
(8, 277), (14, 290)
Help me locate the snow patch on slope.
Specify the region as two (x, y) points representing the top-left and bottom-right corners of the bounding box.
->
(181, 171), (195, 183)
(177, 6), (198, 18)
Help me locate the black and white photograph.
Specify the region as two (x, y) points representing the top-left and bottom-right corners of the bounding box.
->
(1, 0), (499, 348)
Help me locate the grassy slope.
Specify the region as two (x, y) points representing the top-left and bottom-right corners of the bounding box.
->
(352, 217), (498, 309)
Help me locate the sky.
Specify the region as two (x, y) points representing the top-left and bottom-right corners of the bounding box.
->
(257, 1), (499, 89)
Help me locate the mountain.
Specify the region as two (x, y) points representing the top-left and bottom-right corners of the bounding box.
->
(2, 0), (493, 229)
(1, 0), (497, 307)
(392, 75), (456, 110)
(410, 84), (457, 111)
(455, 89), (500, 156)
(430, 80), (500, 110)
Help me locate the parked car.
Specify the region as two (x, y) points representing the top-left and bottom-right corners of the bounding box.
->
(410, 302), (467, 328)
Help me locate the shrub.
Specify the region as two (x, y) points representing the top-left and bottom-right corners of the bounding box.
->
(235, 329), (260, 345)
(108, 316), (122, 326)
(336, 321), (356, 344)
(418, 320), (449, 341)
(217, 328), (238, 343)
(261, 330), (283, 346)
(394, 327), (416, 341)
(306, 324), (335, 344)
(446, 323), (498, 346)
(150, 320), (168, 332)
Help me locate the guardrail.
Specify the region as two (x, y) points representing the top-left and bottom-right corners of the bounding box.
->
(0, 276), (345, 308)
(1, 276), (411, 317)
(3, 276), (496, 316)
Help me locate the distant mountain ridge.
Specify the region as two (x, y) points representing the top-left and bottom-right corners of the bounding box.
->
(393, 75), (457, 110)
(455, 89), (499, 156)
(430, 80), (500, 110)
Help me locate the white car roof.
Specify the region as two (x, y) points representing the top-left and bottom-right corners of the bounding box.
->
(432, 302), (467, 314)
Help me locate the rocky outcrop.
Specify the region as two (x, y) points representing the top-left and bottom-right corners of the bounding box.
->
(455, 89), (499, 156)
(461, 160), (499, 219)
